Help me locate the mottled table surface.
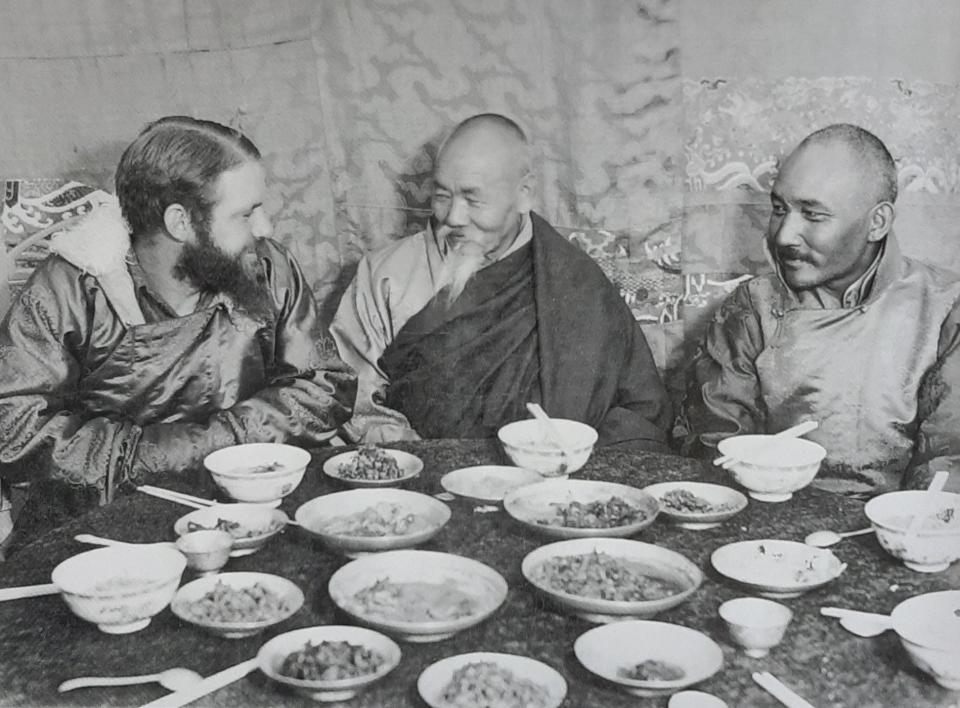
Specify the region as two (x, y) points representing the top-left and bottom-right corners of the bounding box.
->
(2, 439), (958, 708)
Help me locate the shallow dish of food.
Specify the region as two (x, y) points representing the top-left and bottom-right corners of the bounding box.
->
(258, 624), (402, 702)
(295, 488), (451, 557)
(174, 503), (289, 557)
(711, 539), (846, 598)
(171, 571), (304, 639)
(417, 652), (567, 708)
(521, 537), (702, 623)
(323, 446), (423, 487)
(717, 435), (826, 502)
(643, 482), (747, 530)
(440, 465), (543, 504)
(497, 418), (598, 477)
(328, 549), (508, 642)
(575, 620), (723, 697)
(864, 490), (960, 572)
(51, 545), (186, 634)
(204, 442), (311, 504)
(890, 590), (960, 689)
(504, 479), (659, 539)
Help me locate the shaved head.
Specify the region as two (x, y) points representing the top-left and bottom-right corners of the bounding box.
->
(792, 123), (897, 206)
(438, 113), (531, 182)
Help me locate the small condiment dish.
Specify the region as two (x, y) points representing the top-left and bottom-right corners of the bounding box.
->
(718, 597), (793, 657)
(175, 530), (233, 576)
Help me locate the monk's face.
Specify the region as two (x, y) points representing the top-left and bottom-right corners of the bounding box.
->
(432, 130), (532, 261)
(767, 141), (883, 297)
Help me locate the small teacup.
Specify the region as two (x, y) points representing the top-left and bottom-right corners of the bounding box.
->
(719, 597), (792, 658)
(175, 530), (233, 576)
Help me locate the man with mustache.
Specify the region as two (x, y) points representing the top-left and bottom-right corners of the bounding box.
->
(683, 124), (960, 495)
(0, 116), (356, 549)
(332, 113), (671, 448)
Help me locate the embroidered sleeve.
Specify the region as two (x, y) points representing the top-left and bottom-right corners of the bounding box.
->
(679, 283), (767, 456)
(0, 270), (133, 494)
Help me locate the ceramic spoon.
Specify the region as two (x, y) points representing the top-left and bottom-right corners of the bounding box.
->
(803, 527), (874, 547)
(525, 403), (567, 452)
(58, 668), (203, 693)
(714, 420), (819, 468)
(820, 607), (893, 637)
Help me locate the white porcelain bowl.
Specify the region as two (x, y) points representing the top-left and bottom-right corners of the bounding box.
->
(891, 590), (960, 689)
(295, 488), (451, 557)
(171, 571), (303, 639)
(864, 490), (960, 573)
(174, 503), (289, 557)
(522, 537), (702, 623)
(204, 443), (310, 503)
(328, 550), (508, 643)
(718, 596), (792, 657)
(643, 482), (747, 530)
(711, 539), (846, 598)
(575, 620), (723, 697)
(175, 529), (233, 576)
(258, 625), (402, 702)
(323, 449), (423, 488)
(51, 545), (186, 634)
(497, 418), (597, 477)
(418, 652), (567, 708)
(717, 435), (826, 502)
(504, 479), (660, 540)
(440, 465), (543, 504)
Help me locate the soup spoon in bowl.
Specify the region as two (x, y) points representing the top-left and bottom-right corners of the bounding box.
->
(804, 527), (873, 548)
(58, 667), (203, 693)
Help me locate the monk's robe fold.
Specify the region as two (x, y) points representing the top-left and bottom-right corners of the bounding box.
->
(379, 213), (671, 449)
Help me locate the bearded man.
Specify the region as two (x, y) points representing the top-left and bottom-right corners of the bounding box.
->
(0, 116), (356, 546)
(332, 113), (671, 449)
(683, 124), (960, 496)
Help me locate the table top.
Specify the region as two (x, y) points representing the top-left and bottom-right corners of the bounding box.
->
(1, 439), (958, 708)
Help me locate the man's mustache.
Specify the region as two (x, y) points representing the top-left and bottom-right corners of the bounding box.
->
(776, 247), (811, 264)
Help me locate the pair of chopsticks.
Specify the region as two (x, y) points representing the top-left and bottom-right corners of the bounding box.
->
(138, 658), (257, 708)
(713, 420), (819, 469)
(753, 671), (816, 708)
(136, 485), (215, 510)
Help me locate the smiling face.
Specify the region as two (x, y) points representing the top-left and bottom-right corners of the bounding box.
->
(431, 124), (533, 262)
(767, 141), (889, 297)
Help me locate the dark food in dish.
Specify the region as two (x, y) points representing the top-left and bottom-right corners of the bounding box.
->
(279, 639), (385, 681)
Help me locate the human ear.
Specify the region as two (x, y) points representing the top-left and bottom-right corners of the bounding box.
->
(162, 204), (193, 243)
(516, 171), (535, 214)
(867, 202), (895, 242)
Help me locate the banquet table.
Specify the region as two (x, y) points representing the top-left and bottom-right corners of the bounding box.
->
(1, 439), (958, 708)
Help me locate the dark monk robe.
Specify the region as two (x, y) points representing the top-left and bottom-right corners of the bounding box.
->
(378, 214), (671, 450)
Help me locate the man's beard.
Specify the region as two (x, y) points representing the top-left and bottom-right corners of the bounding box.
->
(436, 236), (488, 307)
(173, 227), (271, 319)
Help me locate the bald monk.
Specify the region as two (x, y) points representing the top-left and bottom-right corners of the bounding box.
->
(683, 123), (960, 496)
(332, 113), (671, 450)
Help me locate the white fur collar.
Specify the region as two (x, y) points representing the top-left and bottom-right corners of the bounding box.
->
(49, 195), (131, 276)
(49, 196), (145, 326)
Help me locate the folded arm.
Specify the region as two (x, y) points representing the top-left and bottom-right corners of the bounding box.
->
(0, 247), (355, 500)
